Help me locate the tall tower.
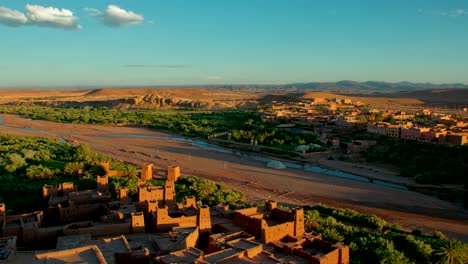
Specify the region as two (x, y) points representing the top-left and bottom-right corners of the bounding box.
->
(266, 200), (278, 211)
(198, 206), (211, 233)
(293, 208), (305, 237)
(140, 163), (153, 181)
(167, 165), (180, 182)
(100, 161), (110, 175)
(164, 182), (175, 206)
(119, 188), (129, 203)
(97, 175), (109, 192)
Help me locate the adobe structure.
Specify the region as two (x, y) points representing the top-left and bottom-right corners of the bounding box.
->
(232, 200), (305, 244)
(167, 165), (180, 182)
(152, 196), (212, 233)
(0, 163), (349, 264)
(141, 163), (154, 181)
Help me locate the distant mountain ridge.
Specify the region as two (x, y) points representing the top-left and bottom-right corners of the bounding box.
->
(284, 80), (468, 92)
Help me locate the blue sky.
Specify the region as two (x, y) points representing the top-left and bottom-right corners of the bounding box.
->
(0, 0), (467, 88)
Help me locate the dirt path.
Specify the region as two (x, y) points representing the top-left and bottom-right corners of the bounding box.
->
(1, 114), (467, 240)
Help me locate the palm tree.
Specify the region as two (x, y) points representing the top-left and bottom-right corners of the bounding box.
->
(304, 210), (320, 231)
(433, 239), (468, 264)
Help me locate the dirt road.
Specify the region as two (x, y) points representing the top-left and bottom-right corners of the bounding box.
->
(1, 114), (467, 240)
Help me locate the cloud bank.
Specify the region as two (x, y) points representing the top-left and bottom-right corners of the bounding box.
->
(0, 4), (80, 29)
(0, 6), (28, 27)
(419, 8), (468, 18)
(25, 5), (80, 29)
(1, 4), (145, 29)
(441, 9), (468, 17)
(85, 5), (144, 27)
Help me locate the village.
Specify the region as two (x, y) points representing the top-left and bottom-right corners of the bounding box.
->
(260, 97), (468, 146)
(0, 162), (349, 264)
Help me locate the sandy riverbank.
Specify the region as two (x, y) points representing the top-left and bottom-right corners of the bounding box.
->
(1, 114), (467, 240)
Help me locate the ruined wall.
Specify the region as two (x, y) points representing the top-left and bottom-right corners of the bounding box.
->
(304, 239), (347, 264)
(68, 191), (111, 205)
(242, 241), (263, 258)
(43, 182), (76, 200)
(334, 243), (350, 264)
(58, 203), (102, 224)
(138, 186), (164, 203)
(232, 211), (264, 238)
(233, 207), (262, 217)
(64, 222), (132, 237)
(271, 208), (293, 222)
(131, 212), (145, 233)
(154, 206), (199, 232)
(146, 200), (158, 213)
(1, 212), (43, 244)
(183, 228), (199, 249)
(262, 222), (295, 244)
(183, 196), (196, 208)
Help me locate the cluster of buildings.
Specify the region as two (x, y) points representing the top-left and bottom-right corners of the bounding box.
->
(261, 98), (468, 146)
(366, 111), (468, 145)
(261, 97), (363, 124)
(1, 162), (349, 264)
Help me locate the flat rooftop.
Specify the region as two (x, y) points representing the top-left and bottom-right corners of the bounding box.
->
(35, 245), (107, 264)
(56, 234), (91, 250)
(227, 239), (261, 251)
(204, 248), (242, 263)
(158, 247), (202, 263)
(153, 227), (197, 252)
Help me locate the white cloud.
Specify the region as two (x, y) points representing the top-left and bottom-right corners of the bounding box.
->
(97, 5), (144, 27)
(448, 9), (468, 17)
(83, 7), (100, 16)
(419, 8), (468, 18)
(25, 4), (81, 30)
(0, 6), (28, 27)
(438, 9), (468, 17)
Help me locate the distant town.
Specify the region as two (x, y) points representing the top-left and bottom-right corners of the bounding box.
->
(261, 97), (468, 146)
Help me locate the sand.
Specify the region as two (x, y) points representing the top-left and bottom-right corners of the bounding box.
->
(0, 114), (467, 240)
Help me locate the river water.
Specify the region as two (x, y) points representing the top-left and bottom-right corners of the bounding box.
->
(0, 116), (407, 190)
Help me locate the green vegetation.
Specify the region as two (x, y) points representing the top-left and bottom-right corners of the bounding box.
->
(0, 134), (137, 214)
(175, 176), (243, 207)
(302, 203), (468, 264)
(0, 105), (258, 137)
(0, 105), (321, 152)
(0, 133), (243, 213)
(364, 137), (468, 186)
(231, 126), (319, 151)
